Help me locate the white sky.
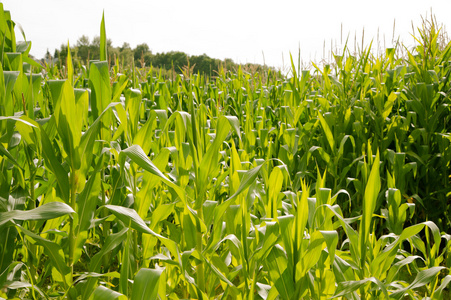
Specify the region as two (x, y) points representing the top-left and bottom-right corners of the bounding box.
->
(2, 0), (451, 70)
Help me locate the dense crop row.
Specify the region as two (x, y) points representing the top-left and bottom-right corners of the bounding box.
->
(0, 5), (450, 299)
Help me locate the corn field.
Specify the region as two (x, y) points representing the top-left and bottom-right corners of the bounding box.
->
(0, 4), (450, 299)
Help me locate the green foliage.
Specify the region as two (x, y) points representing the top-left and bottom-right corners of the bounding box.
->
(0, 5), (450, 300)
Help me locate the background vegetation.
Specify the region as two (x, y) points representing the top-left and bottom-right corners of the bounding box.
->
(0, 4), (450, 299)
(47, 36), (270, 79)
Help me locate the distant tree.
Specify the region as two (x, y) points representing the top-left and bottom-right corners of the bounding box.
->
(152, 51), (188, 71)
(76, 35), (90, 63)
(119, 43), (133, 66)
(142, 53), (152, 67)
(56, 44), (69, 67)
(89, 36), (112, 61)
(52, 35), (270, 77)
(191, 54), (213, 75)
(88, 36), (100, 60)
(120, 42), (131, 52)
(171, 51), (188, 70)
(224, 58), (235, 70)
(45, 49), (52, 60)
(133, 43), (151, 66)
(77, 35), (90, 47)
(109, 47), (120, 64)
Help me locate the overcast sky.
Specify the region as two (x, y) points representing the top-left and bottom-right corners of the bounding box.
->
(2, 0), (451, 70)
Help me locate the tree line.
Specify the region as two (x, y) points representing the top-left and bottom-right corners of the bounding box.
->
(45, 35), (271, 77)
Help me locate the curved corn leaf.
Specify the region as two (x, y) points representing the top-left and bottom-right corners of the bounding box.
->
(131, 268), (164, 300)
(432, 275), (451, 300)
(15, 224), (71, 287)
(120, 144), (186, 203)
(331, 277), (388, 299)
(82, 228), (129, 299)
(0, 202), (74, 227)
(390, 267), (445, 299)
(104, 205), (180, 263)
(91, 285), (126, 300)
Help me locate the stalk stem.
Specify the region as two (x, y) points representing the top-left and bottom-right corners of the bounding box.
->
(196, 206), (205, 292)
(26, 146), (37, 279)
(68, 170), (77, 284)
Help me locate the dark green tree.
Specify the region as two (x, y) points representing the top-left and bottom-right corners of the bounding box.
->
(76, 35), (90, 63)
(119, 42), (133, 66)
(133, 43), (151, 66)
